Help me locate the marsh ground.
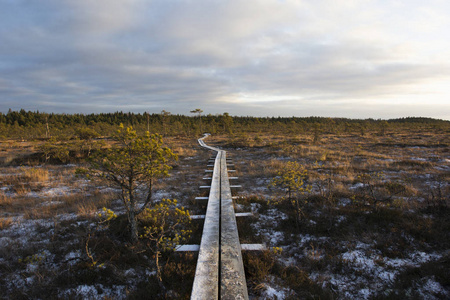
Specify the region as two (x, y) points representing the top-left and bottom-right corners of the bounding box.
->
(0, 128), (449, 299)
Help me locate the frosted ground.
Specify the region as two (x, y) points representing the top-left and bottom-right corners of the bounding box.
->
(1, 134), (449, 299)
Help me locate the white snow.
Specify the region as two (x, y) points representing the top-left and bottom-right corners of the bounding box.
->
(269, 231), (284, 245)
(251, 202), (261, 212)
(350, 183), (364, 190)
(338, 198), (351, 207)
(410, 157), (427, 161)
(335, 215), (346, 223)
(43, 187), (70, 197)
(251, 208), (288, 246)
(264, 285), (287, 299)
(64, 251), (82, 266)
(62, 284), (127, 300)
(331, 247), (445, 298)
(419, 277), (449, 298)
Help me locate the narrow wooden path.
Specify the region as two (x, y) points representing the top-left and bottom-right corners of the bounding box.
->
(191, 134), (248, 300)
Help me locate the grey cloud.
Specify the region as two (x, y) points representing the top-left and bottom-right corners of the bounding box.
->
(0, 0), (449, 119)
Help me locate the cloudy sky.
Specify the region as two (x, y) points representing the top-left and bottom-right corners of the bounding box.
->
(1, 0), (449, 119)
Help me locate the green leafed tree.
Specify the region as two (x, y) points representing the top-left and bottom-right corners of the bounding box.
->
(82, 124), (178, 243)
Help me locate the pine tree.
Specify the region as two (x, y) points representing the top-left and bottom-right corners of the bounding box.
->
(82, 124), (178, 243)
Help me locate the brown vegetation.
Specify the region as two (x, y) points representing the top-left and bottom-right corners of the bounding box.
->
(0, 116), (449, 298)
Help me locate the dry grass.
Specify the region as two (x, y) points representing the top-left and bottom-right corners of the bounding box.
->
(165, 137), (200, 158)
(12, 183), (33, 196)
(20, 191), (116, 220)
(0, 125), (448, 299)
(21, 167), (50, 182)
(76, 201), (98, 218)
(0, 165), (116, 220)
(223, 127), (450, 299)
(0, 217), (13, 230)
(0, 192), (12, 207)
(23, 202), (60, 219)
(75, 192), (115, 219)
(171, 144), (199, 158)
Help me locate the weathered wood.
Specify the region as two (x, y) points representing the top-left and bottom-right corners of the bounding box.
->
(234, 212), (253, 217)
(220, 152), (248, 300)
(191, 135), (249, 300)
(191, 150), (221, 300)
(190, 215), (206, 219)
(191, 213), (252, 219)
(240, 244), (267, 251)
(176, 244), (201, 251)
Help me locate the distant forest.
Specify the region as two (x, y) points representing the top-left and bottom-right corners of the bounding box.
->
(1, 109), (448, 140)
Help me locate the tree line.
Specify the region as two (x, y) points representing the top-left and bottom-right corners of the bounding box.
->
(0, 109), (448, 140)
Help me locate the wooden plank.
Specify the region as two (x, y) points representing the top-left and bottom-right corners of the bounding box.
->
(176, 245), (200, 252)
(192, 135), (249, 300)
(240, 244), (267, 251)
(235, 212), (253, 217)
(190, 215), (206, 219)
(191, 150), (221, 300)
(220, 151), (249, 300)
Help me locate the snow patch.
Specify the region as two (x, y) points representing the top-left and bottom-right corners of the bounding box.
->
(264, 285), (287, 299)
(338, 198), (351, 207)
(64, 251), (82, 265)
(350, 183), (364, 190)
(62, 284), (127, 300)
(419, 277), (450, 298)
(43, 187), (70, 196)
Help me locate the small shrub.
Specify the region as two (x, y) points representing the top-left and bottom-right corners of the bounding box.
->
(244, 250), (277, 284)
(140, 199), (191, 281)
(161, 252), (196, 298)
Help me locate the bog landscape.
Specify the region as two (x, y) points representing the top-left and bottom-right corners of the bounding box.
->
(0, 110), (448, 299)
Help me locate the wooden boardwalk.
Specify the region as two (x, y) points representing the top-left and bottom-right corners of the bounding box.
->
(191, 134), (249, 300)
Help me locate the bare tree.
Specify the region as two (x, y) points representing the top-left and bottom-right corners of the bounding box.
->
(161, 110), (171, 136)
